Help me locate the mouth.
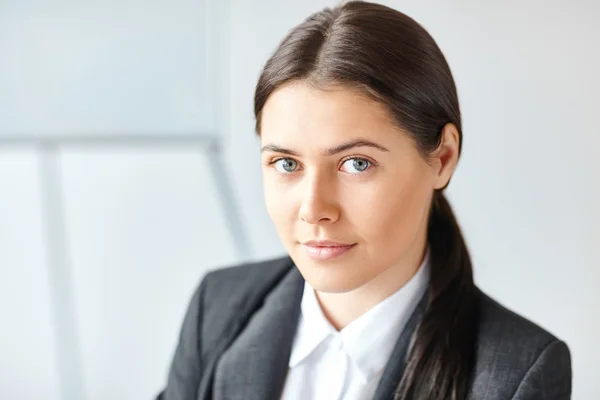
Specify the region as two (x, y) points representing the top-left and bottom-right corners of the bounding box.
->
(300, 240), (357, 261)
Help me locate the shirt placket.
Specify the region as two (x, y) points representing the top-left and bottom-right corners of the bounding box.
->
(320, 335), (349, 400)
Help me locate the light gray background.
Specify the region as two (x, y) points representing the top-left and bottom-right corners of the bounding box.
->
(0, 0), (598, 399)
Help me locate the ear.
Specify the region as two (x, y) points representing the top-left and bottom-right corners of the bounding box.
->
(431, 123), (460, 190)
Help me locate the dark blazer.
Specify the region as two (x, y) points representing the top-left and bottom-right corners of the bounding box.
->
(157, 257), (571, 400)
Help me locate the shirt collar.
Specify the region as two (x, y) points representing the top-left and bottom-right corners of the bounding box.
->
(288, 250), (430, 383)
(287, 277), (337, 368)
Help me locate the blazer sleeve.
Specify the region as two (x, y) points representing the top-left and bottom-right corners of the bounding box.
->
(156, 277), (207, 400)
(511, 340), (572, 400)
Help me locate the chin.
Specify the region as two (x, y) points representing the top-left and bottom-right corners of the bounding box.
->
(294, 258), (367, 294)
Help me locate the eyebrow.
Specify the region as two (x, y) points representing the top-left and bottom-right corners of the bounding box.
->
(260, 139), (390, 156)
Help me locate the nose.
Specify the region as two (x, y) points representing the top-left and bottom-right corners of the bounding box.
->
(298, 172), (340, 225)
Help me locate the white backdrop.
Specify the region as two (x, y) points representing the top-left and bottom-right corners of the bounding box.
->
(0, 1), (598, 399)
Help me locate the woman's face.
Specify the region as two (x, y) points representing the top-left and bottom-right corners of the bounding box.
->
(260, 82), (450, 294)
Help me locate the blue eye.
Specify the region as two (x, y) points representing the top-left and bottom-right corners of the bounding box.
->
(274, 158), (298, 173)
(341, 158), (370, 173)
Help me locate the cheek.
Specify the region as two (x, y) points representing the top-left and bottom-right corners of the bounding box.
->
(345, 168), (432, 247)
(263, 176), (296, 232)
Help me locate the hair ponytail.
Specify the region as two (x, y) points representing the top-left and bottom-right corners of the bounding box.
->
(394, 191), (478, 399)
(253, 2), (479, 398)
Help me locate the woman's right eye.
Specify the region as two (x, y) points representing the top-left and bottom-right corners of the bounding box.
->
(273, 158), (298, 173)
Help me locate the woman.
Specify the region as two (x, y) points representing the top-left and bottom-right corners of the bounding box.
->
(158, 2), (571, 399)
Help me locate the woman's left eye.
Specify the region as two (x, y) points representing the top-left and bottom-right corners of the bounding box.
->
(340, 158), (371, 174)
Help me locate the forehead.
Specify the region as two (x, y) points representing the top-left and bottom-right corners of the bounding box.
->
(260, 82), (402, 144)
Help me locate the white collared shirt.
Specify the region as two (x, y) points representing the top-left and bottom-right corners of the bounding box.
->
(280, 254), (430, 400)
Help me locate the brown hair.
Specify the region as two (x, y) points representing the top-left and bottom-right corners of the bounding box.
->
(254, 1), (478, 399)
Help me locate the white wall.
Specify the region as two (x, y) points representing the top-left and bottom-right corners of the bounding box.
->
(0, 0), (598, 399)
(0, 1), (238, 399)
(0, 149), (62, 400)
(0, 0), (213, 135)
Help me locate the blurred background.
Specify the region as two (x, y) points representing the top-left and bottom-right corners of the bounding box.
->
(0, 0), (598, 399)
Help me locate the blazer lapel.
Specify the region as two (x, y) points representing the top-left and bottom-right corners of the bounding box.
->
(213, 266), (304, 400)
(373, 292), (428, 400)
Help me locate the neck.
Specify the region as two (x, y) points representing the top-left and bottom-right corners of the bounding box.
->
(315, 237), (428, 331)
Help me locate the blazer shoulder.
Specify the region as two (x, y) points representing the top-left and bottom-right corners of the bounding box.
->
(157, 257), (295, 400)
(470, 289), (571, 398)
(476, 289), (560, 346)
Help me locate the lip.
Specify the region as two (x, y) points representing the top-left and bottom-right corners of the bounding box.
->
(301, 240), (356, 261)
